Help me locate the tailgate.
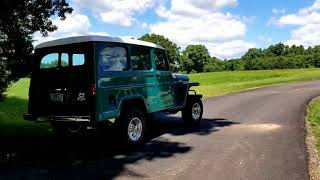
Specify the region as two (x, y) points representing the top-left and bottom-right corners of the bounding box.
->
(28, 43), (95, 119)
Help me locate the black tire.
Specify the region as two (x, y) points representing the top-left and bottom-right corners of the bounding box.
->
(51, 122), (86, 136)
(182, 97), (203, 126)
(116, 106), (147, 145)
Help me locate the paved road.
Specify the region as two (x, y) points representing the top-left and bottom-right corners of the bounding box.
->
(2, 81), (320, 180)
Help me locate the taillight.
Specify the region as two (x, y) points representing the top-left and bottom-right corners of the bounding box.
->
(91, 84), (96, 95)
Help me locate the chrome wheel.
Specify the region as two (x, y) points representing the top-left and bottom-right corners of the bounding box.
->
(128, 117), (143, 142)
(192, 103), (201, 120)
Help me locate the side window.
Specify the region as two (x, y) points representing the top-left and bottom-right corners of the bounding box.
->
(131, 47), (151, 70)
(72, 54), (85, 66)
(61, 53), (69, 67)
(40, 53), (59, 69)
(155, 50), (169, 71)
(99, 46), (128, 71)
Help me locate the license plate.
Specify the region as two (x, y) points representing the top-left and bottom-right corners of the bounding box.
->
(50, 93), (63, 102)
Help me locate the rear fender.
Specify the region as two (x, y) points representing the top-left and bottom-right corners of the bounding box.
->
(118, 96), (148, 115)
(98, 96), (148, 123)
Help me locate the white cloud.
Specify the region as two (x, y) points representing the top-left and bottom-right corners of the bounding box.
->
(285, 23), (320, 46)
(74, 0), (155, 26)
(272, 8), (286, 15)
(209, 40), (255, 59)
(273, 0), (320, 47)
(169, 0), (237, 16)
(141, 22), (149, 29)
(277, 12), (320, 26)
(33, 13), (109, 47)
(150, 0), (254, 59)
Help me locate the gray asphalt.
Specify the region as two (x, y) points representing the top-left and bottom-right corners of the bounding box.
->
(115, 80), (320, 180)
(2, 80), (320, 180)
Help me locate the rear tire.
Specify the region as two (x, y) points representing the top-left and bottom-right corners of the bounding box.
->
(182, 97), (203, 126)
(116, 106), (147, 145)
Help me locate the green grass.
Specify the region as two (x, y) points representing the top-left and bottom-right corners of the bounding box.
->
(189, 68), (320, 97)
(1, 68), (320, 136)
(0, 78), (51, 136)
(306, 97), (320, 156)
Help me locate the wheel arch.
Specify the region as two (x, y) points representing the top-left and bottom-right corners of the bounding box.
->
(118, 97), (148, 116)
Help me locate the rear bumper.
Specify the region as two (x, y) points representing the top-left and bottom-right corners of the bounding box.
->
(23, 113), (90, 123)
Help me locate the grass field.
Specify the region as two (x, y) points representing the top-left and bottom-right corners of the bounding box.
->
(307, 97), (320, 156)
(0, 78), (51, 137)
(1, 68), (320, 136)
(189, 68), (320, 97)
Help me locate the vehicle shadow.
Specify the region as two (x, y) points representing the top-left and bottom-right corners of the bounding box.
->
(148, 112), (239, 139)
(0, 113), (239, 179)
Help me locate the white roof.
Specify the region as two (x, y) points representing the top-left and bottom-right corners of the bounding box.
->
(35, 35), (164, 50)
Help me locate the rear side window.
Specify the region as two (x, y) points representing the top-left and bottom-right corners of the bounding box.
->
(73, 54), (85, 66)
(99, 46), (128, 71)
(131, 47), (151, 70)
(61, 53), (69, 67)
(155, 50), (169, 71)
(40, 53), (59, 69)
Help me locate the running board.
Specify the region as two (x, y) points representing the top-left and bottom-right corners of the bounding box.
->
(32, 116), (90, 123)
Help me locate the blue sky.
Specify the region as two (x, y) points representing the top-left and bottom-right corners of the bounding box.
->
(34, 0), (320, 59)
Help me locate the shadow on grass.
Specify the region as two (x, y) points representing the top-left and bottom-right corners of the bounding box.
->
(0, 97), (51, 137)
(0, 110), (239, 179)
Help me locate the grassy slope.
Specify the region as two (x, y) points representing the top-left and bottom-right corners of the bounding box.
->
(1, 68), (320, 135)
(0, 78), (51, 136)
(307, 97), (320, 155)
(306, 97), (320, 180)
(189, 68), (320, 97)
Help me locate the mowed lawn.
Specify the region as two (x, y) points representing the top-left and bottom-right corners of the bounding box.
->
(0, 78), (51, 136)
(189, 68), (320, 97)
(1, 68), (320, 135)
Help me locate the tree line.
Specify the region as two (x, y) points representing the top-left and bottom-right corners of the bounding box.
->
(140, 34), (320, 73)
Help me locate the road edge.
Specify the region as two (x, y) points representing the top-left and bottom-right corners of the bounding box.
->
(305, 97), (320, 180)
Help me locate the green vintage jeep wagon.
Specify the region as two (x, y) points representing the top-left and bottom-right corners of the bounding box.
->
(24, 35), (203, 144)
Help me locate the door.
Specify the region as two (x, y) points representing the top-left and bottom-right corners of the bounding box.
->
(154, 49), (174, 109)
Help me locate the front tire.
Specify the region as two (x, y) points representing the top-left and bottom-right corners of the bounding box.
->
(182, 97), (203, 126)
(116, 106), (147, 145)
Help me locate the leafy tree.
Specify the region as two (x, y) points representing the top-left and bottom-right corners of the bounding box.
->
(180, 54), (194, 73)
(203, 57), (225, 72)
(0, 0), (73, 100)
(242, 48), (263, 60)
(288, 45), (305, 55)
(181, 45), (210, 73)
(139, 34), (180, 72)
(270, 43), (286, 56)
(0, 61), (9, 101)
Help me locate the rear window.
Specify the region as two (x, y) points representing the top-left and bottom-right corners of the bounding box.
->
(39, 52), (85, 69)
(40, 53), (59, 69)
(73, 54), (85, 66)
(61, 53), (69, 67)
